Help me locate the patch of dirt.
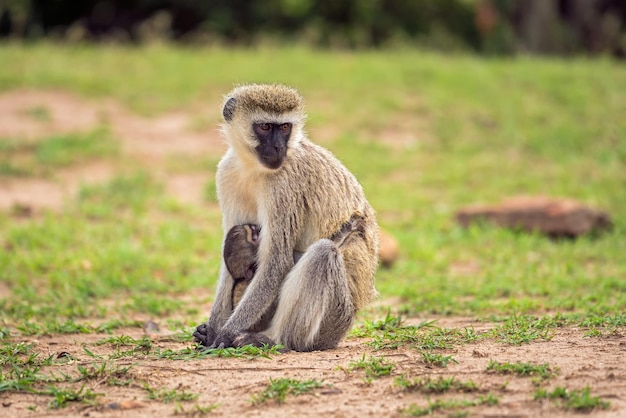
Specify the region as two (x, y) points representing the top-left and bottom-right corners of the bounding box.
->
(0, 89), (226, 211)
(164, 173), (212, 207)
(2, 318), (625, 417)
(0, 90), (103, 138)
(0, 178), (67, 211)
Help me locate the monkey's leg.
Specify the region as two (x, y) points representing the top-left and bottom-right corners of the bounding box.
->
(236, 239), (355, 351)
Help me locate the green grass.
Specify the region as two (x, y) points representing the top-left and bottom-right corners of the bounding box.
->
(1, 44), (624, 320)
(487, 360), (556, 380)
(534, 386), (610, 412)
(46, 384), (102, 409)
(144, 383), (199, 404)
(420, 352), (458, 368)
(173, 402), (219, 415)
(346, 354), (395, 381)
(395, 376), (479, 393)
(250, 378), (324, 405)
(351, 313), (480, 351)
(0, 128), (118, 177)
(0, 43), (624, 410)
(404, 393), (500, 417)
(488, 314), (555, 345)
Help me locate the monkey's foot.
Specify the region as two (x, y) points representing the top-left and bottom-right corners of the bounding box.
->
(209, 329), (238, 349)
(192, 323), (216, 348)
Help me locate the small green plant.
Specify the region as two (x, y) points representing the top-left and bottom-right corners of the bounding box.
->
(46, 384), (102, 408)
(0, 342), (36, 366)
(347, 354), (395, 380)
(250, 378), (323, 405)
(96, 335), (152, 348)
(489, 314), (555, 345)
(0, 342), (58, 394)
(395, 375), (478, 393)
(144, 383), (199, 403)
(0, 369), (49, 393)
(487, 360), (555, 380)
(405, 399), (459, 417)
(76, 362), (110, 381)
(353, 314), (474, 352)
(17, 319), (94, 336)
(81, 346), (105, 360)
(173, 402), (219, 416)
(566, 387), (610, 411)
(155, 343), (283, 361)
(534, 386), (610, 412)
(404, 393), (499, 416)
(583, 327), (603, 338)
(351, 310), (407, 338)
(75, 362), (133, 386)
(154, 346), (213, 361)
(420, 352), (458, 368)
(351, 311), (449, 351)
(0, 328), (10, 340)
(447, 412), (469, 418)
(201, 343), (283, 359)
(95, 335), (153, 358)
(0, 342), (56, 385)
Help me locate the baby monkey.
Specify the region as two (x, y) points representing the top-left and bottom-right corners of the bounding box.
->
(223, 215), (366, 311)
(223, 224), (260, 309)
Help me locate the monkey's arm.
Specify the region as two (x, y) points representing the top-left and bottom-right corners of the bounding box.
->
(193, 262), (235, 346)
(195, 194), (250, 346)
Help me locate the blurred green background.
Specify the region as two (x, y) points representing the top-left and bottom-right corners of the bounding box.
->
(2, 0), (626, 56)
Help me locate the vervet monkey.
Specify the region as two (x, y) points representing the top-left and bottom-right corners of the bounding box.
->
(194, 84), (379, 351)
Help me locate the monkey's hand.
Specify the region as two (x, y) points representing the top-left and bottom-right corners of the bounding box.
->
(193, 323), (217, 348)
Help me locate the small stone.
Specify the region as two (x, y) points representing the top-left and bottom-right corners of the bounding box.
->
(143, 320), (160, 335)
(106, 400), (145, 410)
(321, 388), (343, 395)
(472, 349), (487, 358)
(379, 229), (399, 268)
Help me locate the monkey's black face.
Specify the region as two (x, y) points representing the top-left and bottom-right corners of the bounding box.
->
(253, 123), (292, 169)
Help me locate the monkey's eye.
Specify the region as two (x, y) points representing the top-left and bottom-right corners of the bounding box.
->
(259, 123), (271, 131)
(280, 123), (291, 132)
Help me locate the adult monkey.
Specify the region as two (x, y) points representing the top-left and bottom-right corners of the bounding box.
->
(194, 84), (379, 351)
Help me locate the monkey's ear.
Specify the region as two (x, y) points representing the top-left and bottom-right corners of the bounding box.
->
(223, 97), (237, 122)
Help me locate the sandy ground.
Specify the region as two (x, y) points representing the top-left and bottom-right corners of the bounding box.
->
(2, 319), (625, 418)
(1, 90), (625, 417)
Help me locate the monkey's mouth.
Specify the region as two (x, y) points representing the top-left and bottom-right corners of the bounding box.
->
(257, 149), (286, 169)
